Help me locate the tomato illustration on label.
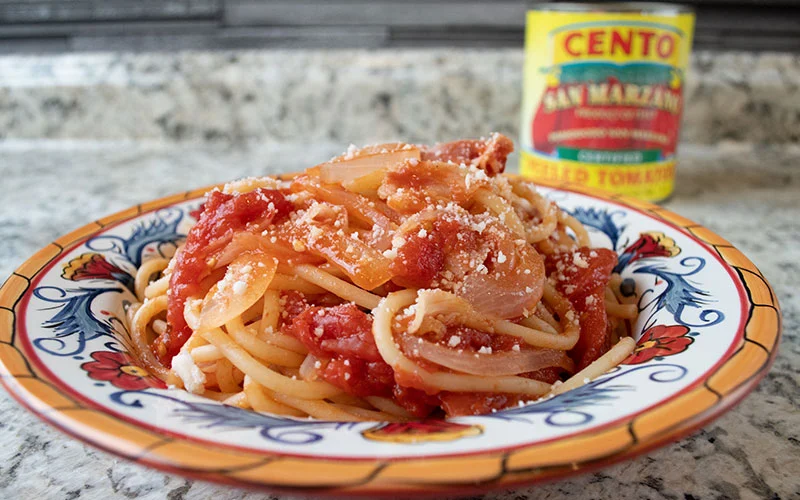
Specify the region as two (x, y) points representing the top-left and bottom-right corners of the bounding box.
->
(531, 75), (683, 158)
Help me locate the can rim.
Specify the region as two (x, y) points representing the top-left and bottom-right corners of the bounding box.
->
(530, 2), (694, 14)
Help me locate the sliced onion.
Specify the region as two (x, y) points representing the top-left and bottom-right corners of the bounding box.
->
(215, 232), (322, 270)
(459, 274), (539, 320)
(399, 335), (574, 376)
(378, 160), (482, 214)
(283, 220), (393, 291)
(458, 229), (545, 320)
(342, 168), (387, 196)
(214, 233), (261, 268)
(318, 143), (420, 185)
(408, 289), (491, 334)
(298, 354), (321, 381)
(198, 252), (277, 330)
(293, 178), (398, 249)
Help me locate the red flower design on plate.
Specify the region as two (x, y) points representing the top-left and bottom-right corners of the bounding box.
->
(189, 203), (205, 220)
(81, 351), (165, 390)
(62, 252), (128, 282)
(624, 325), (694, 365)
(615, 231), (681, 273)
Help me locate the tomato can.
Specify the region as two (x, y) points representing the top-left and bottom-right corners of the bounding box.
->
(519, 3), (695, 201)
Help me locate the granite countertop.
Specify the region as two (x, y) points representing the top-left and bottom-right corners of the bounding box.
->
(0, 139), (797, 500)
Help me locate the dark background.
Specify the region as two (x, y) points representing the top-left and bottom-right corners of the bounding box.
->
(0, 0), (798, 53)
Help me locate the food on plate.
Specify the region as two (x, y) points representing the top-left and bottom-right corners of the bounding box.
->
(127, 133), (637, 420)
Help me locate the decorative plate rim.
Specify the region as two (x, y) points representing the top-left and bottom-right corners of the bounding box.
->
(0, 179), (781, 497)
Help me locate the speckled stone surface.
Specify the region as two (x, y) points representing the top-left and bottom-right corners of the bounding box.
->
(0, 139), (797, 499)
(0, 50), (799, 145)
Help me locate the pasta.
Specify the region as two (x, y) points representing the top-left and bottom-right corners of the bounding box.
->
(128, 134), (636, 420)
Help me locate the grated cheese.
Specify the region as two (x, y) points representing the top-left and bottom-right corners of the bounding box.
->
(344, 144), (359, 159)
(232, 280), (247, 295)
(573, 253), (589, 269)
(172, 351), (206, 394)
(309, 226), (323, 239)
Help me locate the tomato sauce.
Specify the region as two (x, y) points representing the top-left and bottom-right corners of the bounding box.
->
(284, 303), (439, 416)
(285, 303), (393, 396)
(439, 392), (521, 416)
(391, 216), (480, 289)
(390, 224), (447, 289)
(414, 327), (566, 416)
(284, 298), (574, 417)
(161, 187), (620, 417)
(159, 188), (293, 362)
(421, 133), (514, 175)
(546, 247), (618, 369)
(381, 162), (479, 214)
(277, 290), (310, 327)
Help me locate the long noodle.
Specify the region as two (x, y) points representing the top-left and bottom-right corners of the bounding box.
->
(550, 337), (637, 396)
(126, 134), (638, 422)
(225, 316), (306, 367)
(293, 265), (382, 309)
(134, 258), (169, 301)
(373, 290), (553, 396)
(130, 295), (173, 380)
(201, 327), (341, 399)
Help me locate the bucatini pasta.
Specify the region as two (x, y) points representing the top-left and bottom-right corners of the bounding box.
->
(127, 134), (636, 420)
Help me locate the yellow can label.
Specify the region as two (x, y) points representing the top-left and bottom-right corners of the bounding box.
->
(520, 9), (695, 201)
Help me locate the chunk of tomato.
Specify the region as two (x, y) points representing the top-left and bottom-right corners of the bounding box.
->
(545, 247), (617, 369)
(160, 188), (293, 363)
